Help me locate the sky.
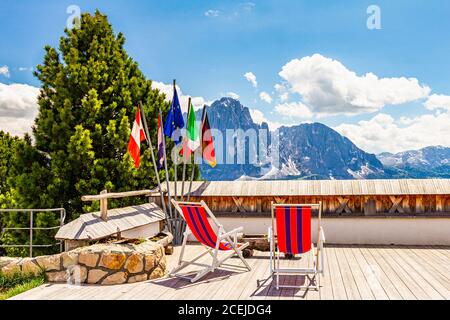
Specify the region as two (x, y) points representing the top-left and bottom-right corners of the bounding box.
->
(1, 0), (450, 154)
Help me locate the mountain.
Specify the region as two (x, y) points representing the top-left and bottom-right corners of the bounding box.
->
(197, 97), (270, 180)
(377, 146), (450, 178)
(198, 98), (386, 180)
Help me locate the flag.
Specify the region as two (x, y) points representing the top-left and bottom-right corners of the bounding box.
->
(157, 112), (165, 170)
(164, 86), (185, 144)
(181, 101), (200, 162)
(201, 108), (216, 168)
(128, 107), (147, 168)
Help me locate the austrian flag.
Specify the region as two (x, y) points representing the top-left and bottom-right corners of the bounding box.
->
(128, 107), (147, 168)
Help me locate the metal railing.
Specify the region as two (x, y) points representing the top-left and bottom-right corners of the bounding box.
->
(0, 208), (66, 257)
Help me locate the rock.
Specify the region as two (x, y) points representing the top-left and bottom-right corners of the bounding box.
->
(20, 258), (42, 276)
(144, 254), (155, 271)
(101, 272), (127, 285)
(0, 257), (20, 269)
(149, 266), (165, 280)
(61, 252), (79, 268)
(128, 274), (147, 283)
(99, 252), (127, 270)
(35, 254), (61, 271)
(158, 256), (167, 272)
(46, 270), (69, 282)
(125, 254), (144, 274)
(67, 265), (87, 284)
(1, 262), (21, 276)
(87, 269), (108, 284)
(78, 252), (99, 267)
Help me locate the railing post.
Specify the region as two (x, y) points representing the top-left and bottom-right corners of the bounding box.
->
(100, 190), (108, 221)
(60, 209), (64, 252)
(29, 210), (33, 258)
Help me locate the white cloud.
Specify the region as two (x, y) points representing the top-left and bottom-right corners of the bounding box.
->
(259, 91), (273, 104)
(423, 94), (450, 111)
(0, 82), (40, 136)
(18, 67), (33, 72)
(279, 54), (430, 116)
(204, 9), (220, 17)
(274, 83), (289, 102)
(274, 102), (313, 119)
(226, 92), (240, 100)
(244, 72), (257, 88)
(334, 111), (450, 154)
(249, 108), (282, 130)
(151, 81), (206, 112)
(0, 66), (10, 78)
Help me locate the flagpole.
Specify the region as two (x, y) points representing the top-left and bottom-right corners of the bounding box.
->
(187, 105), (206, 201)
(181, 97), (191, 201)
(159, 108), (174, 223)
(138, 101), (171, 231)
(173, 79), (179, 201)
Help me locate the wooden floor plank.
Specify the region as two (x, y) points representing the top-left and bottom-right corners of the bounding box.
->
(334, 246), (361, 300)
(326, 246), (348, 300)
(377, 247), (433, 300)
(342, 246), (375, 300)
(317, 246), (334, 300)
(407, 247), (450, 287)
(393, 248), (449, 299)
(351, 246), (391, 300)
(362, 247), (413, 300)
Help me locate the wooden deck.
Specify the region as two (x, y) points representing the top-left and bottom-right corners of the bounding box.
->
(11, 244), (450, 300)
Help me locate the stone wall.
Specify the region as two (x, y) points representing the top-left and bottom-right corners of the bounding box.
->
(0, 240), (167, 285)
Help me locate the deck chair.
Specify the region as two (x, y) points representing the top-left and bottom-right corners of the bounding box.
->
(170, 200), (252, 283)
(268, 201), (326, 290)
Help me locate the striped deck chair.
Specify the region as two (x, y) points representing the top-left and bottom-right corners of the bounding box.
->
(170, 200), (251, 283)
(268, 201), (326, 290)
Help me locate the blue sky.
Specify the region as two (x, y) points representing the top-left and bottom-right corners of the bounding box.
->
(1, 0), (450, 153)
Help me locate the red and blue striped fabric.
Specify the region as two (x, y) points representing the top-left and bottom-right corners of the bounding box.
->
(275, 206), (312, 254)
(180, 204), (233, 251)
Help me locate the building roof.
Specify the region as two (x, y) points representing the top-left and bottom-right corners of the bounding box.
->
(55, 203), (165, 241)
(164, 179), (450, 197)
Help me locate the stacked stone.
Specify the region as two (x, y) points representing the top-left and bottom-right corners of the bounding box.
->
(0, 240), (167, 285)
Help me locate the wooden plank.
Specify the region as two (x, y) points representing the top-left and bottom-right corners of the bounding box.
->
(377, 247), (434, 300)
(341, 246), (375, 300)
(326, 246), (348, 300)
(394, 248), (450, 298)
(334, 246), (361, 299)
(362, 246), (414, 300)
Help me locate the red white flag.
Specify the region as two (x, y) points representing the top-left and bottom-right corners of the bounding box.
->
(128, 107), (147, 168)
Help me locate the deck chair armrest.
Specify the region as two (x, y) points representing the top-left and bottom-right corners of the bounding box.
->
(219, 226), (244, 240)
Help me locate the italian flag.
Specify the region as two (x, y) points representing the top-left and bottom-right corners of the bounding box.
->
(182, 102), (200, 161)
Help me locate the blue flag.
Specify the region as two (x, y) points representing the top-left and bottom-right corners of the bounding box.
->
(164, 86), (185, 144)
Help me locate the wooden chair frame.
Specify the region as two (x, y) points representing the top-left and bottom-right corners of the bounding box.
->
(269, 201), (326, 291)
(170, 199), (251, 283)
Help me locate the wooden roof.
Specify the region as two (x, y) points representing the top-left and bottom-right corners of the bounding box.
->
(55, 203), (165, 241)
(164, 179), (450, 197)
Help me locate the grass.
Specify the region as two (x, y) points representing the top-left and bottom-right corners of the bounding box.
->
(0, 271), (46, 300)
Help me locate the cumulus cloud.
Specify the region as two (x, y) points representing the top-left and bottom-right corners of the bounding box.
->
(244, 72), (257, 88)
(204, 9), (220, 17)
(226, 91), (240, 100)
(279, 54), (430, 116)
(249, 108), (282, 130)
(334, 111), (450, 154)
(0, 66), (10, 78)
(274, 102), (313, 119)
(151, 81), (206, 112)
(274, 83), (289, 102)
(423, 94), (450, 111)
(259, 91), (272, 104)
(0, 82), (40, 136)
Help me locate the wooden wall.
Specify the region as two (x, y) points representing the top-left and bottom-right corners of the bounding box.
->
(153, 194), (450, 216)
